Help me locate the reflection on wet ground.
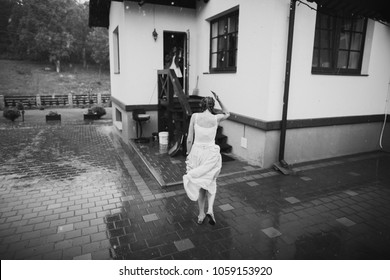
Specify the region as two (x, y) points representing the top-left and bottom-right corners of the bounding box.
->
(0, 119), (390, 260)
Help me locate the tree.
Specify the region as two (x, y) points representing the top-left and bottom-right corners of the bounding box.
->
(0, 0), (15, 54)
(7, 0), (81, 71)
(7, 0), (31, 59)
(5, 0), (109, 70)
(87, 27), (109, 77)
(66, 2), (90, 67)
(35, 29), (75, 72)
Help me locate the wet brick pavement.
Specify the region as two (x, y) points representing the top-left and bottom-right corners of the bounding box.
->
(130, 138), (261, 187)
(1, 111), (390, 260)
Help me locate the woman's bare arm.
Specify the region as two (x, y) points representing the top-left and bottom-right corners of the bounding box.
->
(212, 92), (230, 123)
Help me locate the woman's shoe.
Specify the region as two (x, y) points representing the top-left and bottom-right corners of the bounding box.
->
(206, 212), (216, 225)
(197, 214), (206, 224)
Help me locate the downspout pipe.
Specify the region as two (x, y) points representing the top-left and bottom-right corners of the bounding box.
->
(278, 0), (297, 165)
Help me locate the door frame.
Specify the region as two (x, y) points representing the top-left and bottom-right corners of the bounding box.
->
(163, 31), (189, 95)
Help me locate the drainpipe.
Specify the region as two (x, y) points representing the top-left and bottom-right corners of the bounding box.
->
(277, 0), (296, 171)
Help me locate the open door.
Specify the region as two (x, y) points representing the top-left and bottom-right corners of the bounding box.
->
(163, 31), (188, 95)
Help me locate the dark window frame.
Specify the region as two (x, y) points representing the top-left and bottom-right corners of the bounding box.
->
(113, 26), (120, 74)
(312, 11), (367, 75)
(209, 9), (239, 73)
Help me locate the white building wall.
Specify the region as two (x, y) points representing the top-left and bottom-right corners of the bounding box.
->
(194, 0), (295, 166)
(195, 0), (390, 167)
(368, 21), (390, 116)
(110, 2), (197, 106)
(266, 0), (290, 121)
(196, 0), (291, 122)
(109, 2), (124, 105)
(281, 2), (390, 165)
(107, 0), (390, 167)
(288, 4), (390, 120)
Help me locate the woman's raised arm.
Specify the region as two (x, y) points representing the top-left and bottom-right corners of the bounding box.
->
(212, 91), (230, 123)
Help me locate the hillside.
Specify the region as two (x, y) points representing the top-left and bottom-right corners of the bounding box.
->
(0, 60), (110, 96)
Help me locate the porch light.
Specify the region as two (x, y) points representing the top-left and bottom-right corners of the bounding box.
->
(152, 5), (158, 41)
(152, 28), (158, 41)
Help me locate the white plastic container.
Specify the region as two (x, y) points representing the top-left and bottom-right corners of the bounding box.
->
(158, 131), (169, 145)
(159, 131), (169, 153)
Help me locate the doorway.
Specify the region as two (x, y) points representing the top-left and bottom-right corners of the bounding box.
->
(163, 31), (188, 95)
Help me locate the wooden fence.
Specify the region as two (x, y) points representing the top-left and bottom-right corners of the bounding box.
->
(1, 93), (111, 109)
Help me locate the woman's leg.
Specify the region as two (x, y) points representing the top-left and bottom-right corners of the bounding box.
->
(206, 191), (216, 214)
(206, 191), (217, 225)
(198, 189), (206, 218)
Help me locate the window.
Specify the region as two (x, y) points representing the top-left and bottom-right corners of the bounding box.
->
(209, 9), (239, 73)
(312, 11), (367, 75)
(114, 108), (123, 131)
(115, 108), (122, 122)
(113, 27), (120, 74)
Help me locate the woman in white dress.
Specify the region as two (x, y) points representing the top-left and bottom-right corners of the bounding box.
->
(183, 93), (230, 225)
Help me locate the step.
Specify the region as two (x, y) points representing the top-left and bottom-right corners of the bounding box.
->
(218, 142), (232, 153)
(215, 134), (228, 145)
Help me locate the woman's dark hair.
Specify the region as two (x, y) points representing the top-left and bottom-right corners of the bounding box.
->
(200, 97), (215, 113)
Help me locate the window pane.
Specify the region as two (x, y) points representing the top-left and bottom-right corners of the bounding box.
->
(218, 18), (227, 35)
(354, 18), (365, 32)
(348, 52), (360, 69)
(341, 18), (352, 31)
(320, 30), (332, 48)
(320, 49), (331, 67)
(211, 38), (218, 52)
(339, 32), (351, 49)
(218, 36), (227, 51)
(228, 16), (237, 33)
(320, 15), (330, 29)
(227, 50), (236, 67)
(217, 52), (225, 68)
(211, 22), (218, 37)
(312, 49), (319, 67)
(350, 33), (362, 51)
(211, 53), (217, 68)
(228, 33), (237, 50)
(337, 50), (348, 68)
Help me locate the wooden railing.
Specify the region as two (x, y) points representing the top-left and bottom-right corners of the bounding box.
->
(157, 69), (191, 116)
(157, 69), (192, 147)
(3, 93), (111, 109)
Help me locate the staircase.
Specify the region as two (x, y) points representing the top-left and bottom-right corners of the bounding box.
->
(216, 126), (232, 153)
(157, 69), (231, 155)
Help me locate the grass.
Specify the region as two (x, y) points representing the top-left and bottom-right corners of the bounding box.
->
(0, 59), (110, 96)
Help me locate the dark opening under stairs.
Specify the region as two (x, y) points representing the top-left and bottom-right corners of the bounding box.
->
(215, 125), (232, 153)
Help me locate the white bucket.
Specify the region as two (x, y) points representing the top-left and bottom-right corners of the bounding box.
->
(159, 132), (169, 153)
(158, 132), (169, 145)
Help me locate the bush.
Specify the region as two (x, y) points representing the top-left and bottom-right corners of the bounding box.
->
(16, 102), (24, 111)
(47, 111), (59, 116)
(3, 107), (21, 122)
(89, 106), (106, 119)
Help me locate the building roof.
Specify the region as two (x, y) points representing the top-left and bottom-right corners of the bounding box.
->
(89, 0), (390, 28)
(89, 0), (111, 28)
(89, 0), (197, 28)
(308, 0), (390, 23)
